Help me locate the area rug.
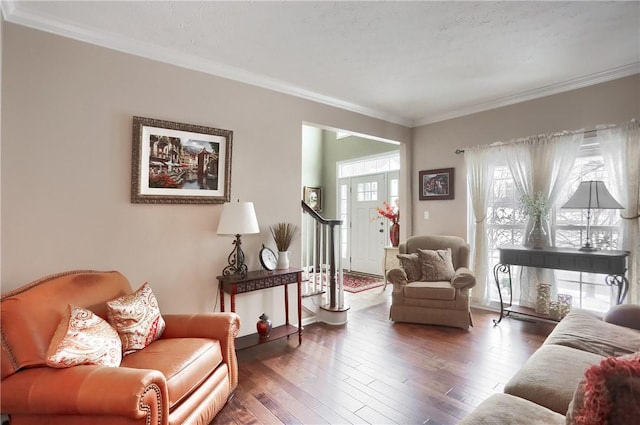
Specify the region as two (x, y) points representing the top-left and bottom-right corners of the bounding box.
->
(342, 271), (385, 293)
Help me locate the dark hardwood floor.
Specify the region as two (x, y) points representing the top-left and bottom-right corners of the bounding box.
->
(212, 291), (556, 425)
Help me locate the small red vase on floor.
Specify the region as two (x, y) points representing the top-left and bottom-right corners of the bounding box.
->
(389, 223), (400, 247)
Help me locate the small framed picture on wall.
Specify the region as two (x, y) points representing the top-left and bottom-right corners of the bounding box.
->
(419, 168), (454, 200)
(303, 186), (322, 212)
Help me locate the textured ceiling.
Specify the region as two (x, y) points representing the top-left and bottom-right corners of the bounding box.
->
(3, 1), (639, 126)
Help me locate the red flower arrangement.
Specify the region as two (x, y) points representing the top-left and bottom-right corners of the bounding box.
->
(376, 201), (399, 224)
(149, 174), (179, 188)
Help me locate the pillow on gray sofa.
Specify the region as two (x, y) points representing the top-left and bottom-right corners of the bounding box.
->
(458, 393), (565, 425)
(505, 344), (604, 414)
(604, 304), (640, 331)
(545, 309), (640, 357)
(566, 352), (640, 425)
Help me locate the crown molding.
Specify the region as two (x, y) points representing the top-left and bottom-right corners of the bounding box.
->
(4, 4), (636, 130)
(1, 0), (17, 20)
(3, 5), (412, 127)
(412, 63), (640, 127)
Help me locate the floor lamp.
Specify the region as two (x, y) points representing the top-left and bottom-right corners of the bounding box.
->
(562, 181), (623, 251)
(217, 200), (260, 278)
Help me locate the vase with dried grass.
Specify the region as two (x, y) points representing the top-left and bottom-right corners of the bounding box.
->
(270, 222), (297, 269)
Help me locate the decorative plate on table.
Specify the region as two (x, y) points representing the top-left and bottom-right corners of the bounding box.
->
(259, 245), (277, 271)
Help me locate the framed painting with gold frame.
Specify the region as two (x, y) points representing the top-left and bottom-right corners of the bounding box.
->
(131, 116), (232, 204)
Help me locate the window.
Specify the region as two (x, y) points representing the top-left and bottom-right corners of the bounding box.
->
(356, 182), (378, 202)
(338, 152), (400, 178)
(339, 184), (349, 260)
(485, 140), (621, 312)
(389, 176), (399, 207)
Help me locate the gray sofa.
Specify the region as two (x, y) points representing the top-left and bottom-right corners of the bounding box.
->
(458, 306), (640, 424)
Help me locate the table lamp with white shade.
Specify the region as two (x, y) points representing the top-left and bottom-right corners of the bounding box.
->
(217, 200), (260, 278)
(562, 181), (623, 251)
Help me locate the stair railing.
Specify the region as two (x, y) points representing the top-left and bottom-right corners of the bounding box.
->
(301, 200), (345, 311)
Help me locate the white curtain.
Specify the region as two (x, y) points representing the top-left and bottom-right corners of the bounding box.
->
(599, 119), (640, 305)
(503, 132), (584, 307)
(465, 145), (497, 306)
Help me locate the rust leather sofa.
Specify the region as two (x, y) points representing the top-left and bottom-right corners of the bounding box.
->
(1, 270), (240, 425)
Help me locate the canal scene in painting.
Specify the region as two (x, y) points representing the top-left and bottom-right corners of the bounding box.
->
(422, 171), (450, 196)
(148, 134), (219, 191)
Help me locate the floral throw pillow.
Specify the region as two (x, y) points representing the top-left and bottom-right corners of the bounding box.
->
(417, 248), (455, 282)
(107, 282), (165, 355)
(567, 352), (640, 425)
(46, 305), (122, 368)
(396, 253), (422, 282)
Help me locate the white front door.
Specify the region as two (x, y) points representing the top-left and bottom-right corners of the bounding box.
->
(349, 173), (387, 275)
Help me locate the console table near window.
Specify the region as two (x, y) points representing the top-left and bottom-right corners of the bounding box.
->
(493, 245), (629, 325)
(217, 268), (302, 350)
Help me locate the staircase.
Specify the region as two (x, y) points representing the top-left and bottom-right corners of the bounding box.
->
(300, 200), (350, 325)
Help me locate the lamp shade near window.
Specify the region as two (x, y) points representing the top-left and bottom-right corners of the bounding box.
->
(217, 201), (260, 278)
(562, 181), (623, 251)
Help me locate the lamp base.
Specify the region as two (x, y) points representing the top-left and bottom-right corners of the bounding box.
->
(222, 234), (248, 278)
(579, 245), (598, 252)
(221, 266), (247, 279)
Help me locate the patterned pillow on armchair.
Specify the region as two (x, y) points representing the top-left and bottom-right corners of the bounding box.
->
(396, 253), (422, 282)
(417, 248), (455, 281)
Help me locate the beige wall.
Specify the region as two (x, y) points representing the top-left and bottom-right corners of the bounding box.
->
(411, 74), (640, 239)
(0, 23), (410, 336)
(0, 15), (3, 280)
(301, 125), (323, 193)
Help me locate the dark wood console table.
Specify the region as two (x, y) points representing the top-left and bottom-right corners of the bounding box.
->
(217, 268), (302, 350)
(493, 245), (629, 325)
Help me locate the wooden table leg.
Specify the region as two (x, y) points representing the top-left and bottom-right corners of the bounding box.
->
(284, 284), (290, 326)
(230, 287), (236, 313)
(297, 272), (302, 345)
(219, 282), (225, 312)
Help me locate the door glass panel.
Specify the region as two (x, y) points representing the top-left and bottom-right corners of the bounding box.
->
(357, 182), (378, 202)
(390, 178), (399, 206)
(339, 184), (348, 259)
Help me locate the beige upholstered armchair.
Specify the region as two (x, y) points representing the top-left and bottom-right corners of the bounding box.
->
(388, 235), (476, 329)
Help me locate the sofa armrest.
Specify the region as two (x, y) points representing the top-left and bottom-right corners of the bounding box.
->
(161, 313), (240, 391)
(387, 268), (409, 287)
(161, 312), (240, 340)
(604, 304), (640, 331)
(451, 267), (476, 289)
(1, 365), (167, 422)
